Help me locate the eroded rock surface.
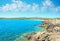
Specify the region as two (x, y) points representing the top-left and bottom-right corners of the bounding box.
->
(27, 19), (60, 41)
(15, 19), (60, 41)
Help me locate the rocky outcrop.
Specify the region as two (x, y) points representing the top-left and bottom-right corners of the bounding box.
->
(26, 19), (60, 41)
(27, 30), (60, 41)
(15, 19), (60, 41)
(41, 19), (60, 32)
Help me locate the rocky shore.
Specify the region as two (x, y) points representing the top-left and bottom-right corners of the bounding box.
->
(15, 19), (60, 41)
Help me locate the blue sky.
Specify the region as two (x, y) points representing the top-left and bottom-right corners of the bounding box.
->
(0, 0), (60, 18)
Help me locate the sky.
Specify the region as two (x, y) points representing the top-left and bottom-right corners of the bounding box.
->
(0, 0), (60, 18)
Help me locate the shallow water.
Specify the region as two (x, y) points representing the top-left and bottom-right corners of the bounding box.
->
(0, 20), (44, 41)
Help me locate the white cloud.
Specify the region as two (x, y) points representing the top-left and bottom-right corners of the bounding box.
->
(2, 4), (10, 11)
(10, 4), (17, 9)
(0, 0), (60, 13)
(0, 0), (39, 12)
(21, 4), (31, 12)
(42, 0), (54, 10)
(32, 3), (39, 11)
(12, 0), (19, 3)
(44, 0), (53, 6)
(56, 7), (60, 12)
(41, 0), (60, 13)
(0, 7), (1, 10)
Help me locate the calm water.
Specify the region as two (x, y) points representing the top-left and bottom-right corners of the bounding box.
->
(0, 20), (44, 41)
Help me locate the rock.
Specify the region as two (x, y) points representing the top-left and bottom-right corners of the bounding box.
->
(53, 27), (60, 32)
(27, 20), (60, 41)
(15, 19), (60, 41)
(27, 35), (32, 40)
(23, 33), (28, 37)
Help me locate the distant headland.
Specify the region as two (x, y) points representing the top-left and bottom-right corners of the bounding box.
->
(0, 18), (60, 20)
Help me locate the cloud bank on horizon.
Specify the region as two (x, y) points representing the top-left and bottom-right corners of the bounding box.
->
(0, 0), (60, 18)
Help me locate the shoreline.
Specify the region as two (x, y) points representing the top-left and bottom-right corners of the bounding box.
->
(15, 19), (60, 41)
(0, 18), (60, 20)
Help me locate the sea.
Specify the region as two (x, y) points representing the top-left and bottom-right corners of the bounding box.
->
(0, 20), (45, 41)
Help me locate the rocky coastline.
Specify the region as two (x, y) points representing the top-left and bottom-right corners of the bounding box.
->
(15, 19), (60, 41)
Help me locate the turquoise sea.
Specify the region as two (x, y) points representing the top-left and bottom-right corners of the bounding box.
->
(0, 20), (44, 41)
